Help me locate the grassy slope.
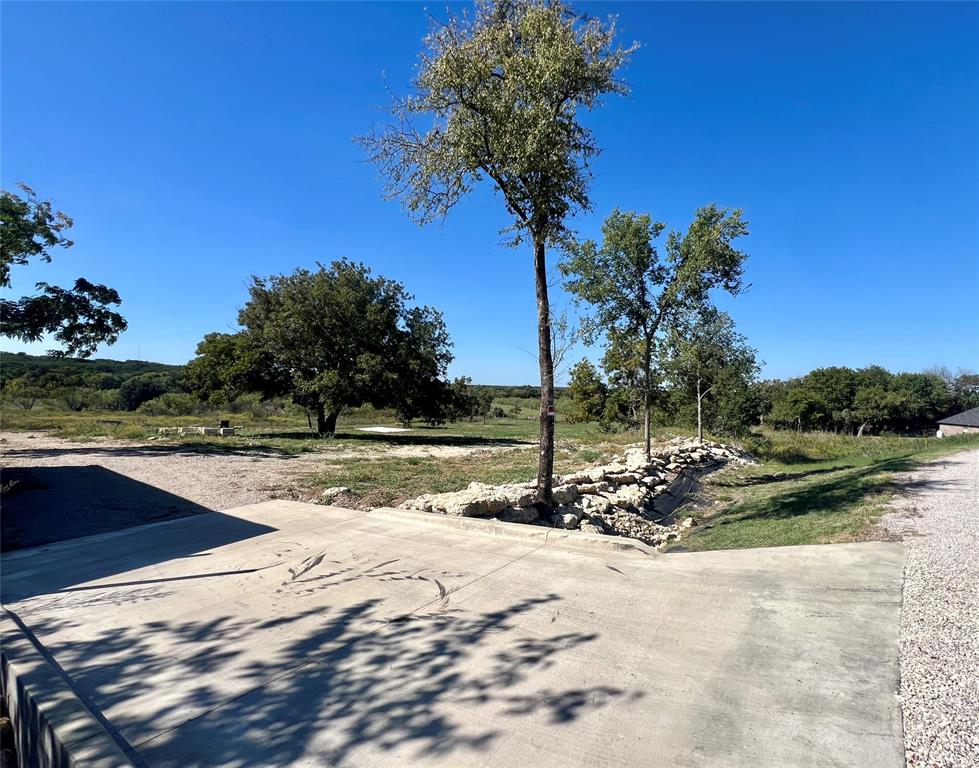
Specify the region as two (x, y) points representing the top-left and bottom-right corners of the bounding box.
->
(682, 431), (979, 551)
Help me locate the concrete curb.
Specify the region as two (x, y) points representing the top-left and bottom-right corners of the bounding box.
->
(1, 609), (135, 768)
(368, 507), (658, 556)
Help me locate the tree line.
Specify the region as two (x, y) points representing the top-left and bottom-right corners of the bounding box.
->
(566, 358), (979, 437)
(759, 367), (979, 436)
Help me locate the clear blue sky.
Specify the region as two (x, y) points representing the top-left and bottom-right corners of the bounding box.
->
(2, 1), (977, 383)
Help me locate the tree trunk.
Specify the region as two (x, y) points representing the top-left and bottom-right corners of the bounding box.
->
(857, 421), (867, 438)
(315, 404), (339, 437)
(696, 377), (704, 444)
(534, 235), (555, 509)
(643, 335), (652, 460)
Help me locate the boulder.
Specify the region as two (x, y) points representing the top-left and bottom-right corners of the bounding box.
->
(607, 472), (642, 486)
(552, 501), (586, 529)
(577, 480), (614, 496)
(321, 486), (351, 501)
(496, 506), (539, 524)
(579, 494), (613, 515)
(610, 484), (648, 510)
(436, 488), (510, 517)
(562, 470), (596, 485)
(468, 482), (537, 508)
(551, 484), (580, 505)
(400, 496), (434, 513)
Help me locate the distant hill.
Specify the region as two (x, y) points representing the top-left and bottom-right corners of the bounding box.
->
(0, 351), (183, 386)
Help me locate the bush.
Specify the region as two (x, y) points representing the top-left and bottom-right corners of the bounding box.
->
(137, 392), (204, 417)
(118, 373), (178, 410)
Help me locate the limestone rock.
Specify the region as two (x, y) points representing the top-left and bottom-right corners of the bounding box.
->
(610, 484), (647, 510)
(577, 480), (614, 496)
(580, 494), (613, 515)
(551, 484), (580, 505)
(608, 472), (642, 486)
(469, 481), (537, 508)
(321, 486), (351, 501)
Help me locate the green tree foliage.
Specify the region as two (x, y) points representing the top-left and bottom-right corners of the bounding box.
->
(360, 0), (634, 505)
(188, 261), (453, 436)
(118, 372), (178, 411)
(561, 206), (749, 456)
(565, 359), (607, 423)
(445, 377), (493, 422)
(762, 367), (965, 435)
(660, 309), (759, 440)
(1, 184), (126, 357)
(137, 392), (204, 417)
(2, 377), (44, 409)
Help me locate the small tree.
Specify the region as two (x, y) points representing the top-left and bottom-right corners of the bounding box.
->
(1, 184), (126, 357)
(566, 359), (607, 423)
(852, 385), (905, 436)
(660, 309), (758, 442)
(2, 377), (43, 409)
(562, 206), (749, 457)
(189, 261), (453, 437)
(359, 0), (635, 506)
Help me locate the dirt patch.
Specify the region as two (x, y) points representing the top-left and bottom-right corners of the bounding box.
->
(0, 431), (529, 520)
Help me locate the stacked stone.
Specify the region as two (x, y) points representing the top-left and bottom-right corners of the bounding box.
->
(398, 439), (751, 547)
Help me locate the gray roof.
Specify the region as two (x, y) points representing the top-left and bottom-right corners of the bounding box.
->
(938, 407), (979, 427)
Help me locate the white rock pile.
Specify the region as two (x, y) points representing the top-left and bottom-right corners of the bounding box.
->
(399, 438), (752, 548)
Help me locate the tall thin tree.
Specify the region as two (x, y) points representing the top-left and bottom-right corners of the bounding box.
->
(359, 0), (634, 506)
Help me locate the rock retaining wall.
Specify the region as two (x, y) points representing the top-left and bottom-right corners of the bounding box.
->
(400, 437), (753, 549)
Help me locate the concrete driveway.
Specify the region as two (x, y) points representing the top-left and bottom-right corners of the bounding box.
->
(1, 500), (906, 768)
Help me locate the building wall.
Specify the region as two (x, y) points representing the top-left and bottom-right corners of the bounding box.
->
(938, 424), (979, 437)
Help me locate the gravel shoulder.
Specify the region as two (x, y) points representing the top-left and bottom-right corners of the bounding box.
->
(880, 448), (979, 768)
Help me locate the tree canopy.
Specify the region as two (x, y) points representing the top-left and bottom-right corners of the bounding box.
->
(187, 260), (454, 436)
(1, 184), (126, 357)
(561, 205), (749, 455)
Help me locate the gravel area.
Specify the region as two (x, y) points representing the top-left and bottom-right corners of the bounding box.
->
(881, 448), (979, 768)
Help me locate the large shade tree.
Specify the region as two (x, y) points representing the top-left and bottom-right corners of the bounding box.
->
(561, 205), (749, 458)
(359, 0), (635, 505)
(1, 184), (126, 357)
(187, 260), (453, 436)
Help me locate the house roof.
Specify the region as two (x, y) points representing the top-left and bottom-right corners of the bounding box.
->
(938, 406), (979, 427)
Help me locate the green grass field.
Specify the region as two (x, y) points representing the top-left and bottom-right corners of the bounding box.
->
(3, 401), (976, 550)
(682, 430), (979, 551)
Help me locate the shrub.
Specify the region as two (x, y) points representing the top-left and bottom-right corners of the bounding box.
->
(137, 392), (203, 416)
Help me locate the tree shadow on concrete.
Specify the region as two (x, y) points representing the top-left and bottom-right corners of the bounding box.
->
(22, 592), (639, 766)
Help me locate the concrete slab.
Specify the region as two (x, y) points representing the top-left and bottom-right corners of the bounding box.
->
(1, 501), (906, 767)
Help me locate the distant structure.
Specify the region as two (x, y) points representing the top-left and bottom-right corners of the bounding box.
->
(937, 407), (979, 437)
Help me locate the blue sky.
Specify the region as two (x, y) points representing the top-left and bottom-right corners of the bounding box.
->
(2, 1), (977, 383)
